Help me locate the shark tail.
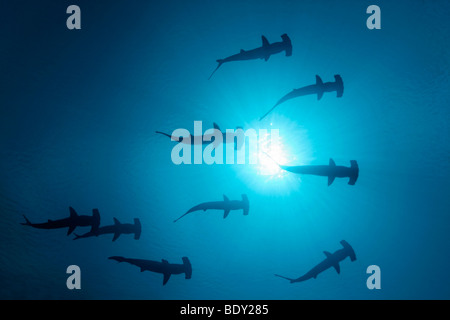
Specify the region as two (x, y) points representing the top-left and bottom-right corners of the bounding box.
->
(274, 274), (295, 283)
(259, 101), (282, 121)
(108, 256), (126, 263)
(156, 131), (172, 139)
(21, 215), (32, 226)
(173, 211), (191, 223)
(208, 60), (224, 80)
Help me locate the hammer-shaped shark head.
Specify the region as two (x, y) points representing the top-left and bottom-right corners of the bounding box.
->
(281, 34), (292, 57)
(241, 194), (249, 216)
(182, 257), (192, 279)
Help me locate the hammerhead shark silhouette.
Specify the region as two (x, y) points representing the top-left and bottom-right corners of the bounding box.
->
(174, 194), (249, 222)
(208, 34), (292, 80)
(21, 207), (101, 235)
(156, 123), (244, 149)
(109, 256), (192, 285)
(264, 152), (358, 186)
(259, 75), (344, 120)
(281, 159), (359, 186)
(73, 218), (141, 241)
(275, 240), (356, 284)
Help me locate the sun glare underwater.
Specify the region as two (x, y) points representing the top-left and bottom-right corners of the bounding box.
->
(1, 0), (450, 300)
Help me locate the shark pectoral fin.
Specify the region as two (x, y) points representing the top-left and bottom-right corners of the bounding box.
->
(140, 268), (145, 272)
(328, 175), (336, 186)
(317, 91), (324, 100)
(163, 273), (171, 286)
(67, 225), (76, 236)
(224, 209), (230, 219)
(264, 55), (270, 62)
(333, 263), (341, 274)
(112, 232), (120, 242)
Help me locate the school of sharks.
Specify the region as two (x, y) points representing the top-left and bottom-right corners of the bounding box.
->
(21, 34), (359, 289)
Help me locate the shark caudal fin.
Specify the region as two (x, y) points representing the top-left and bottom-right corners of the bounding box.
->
(334, 75), (344, 98)
(281, 34), (292, 57)
(134, 218), (142, 240)
(21, 215), (32, 226)
(348, 160), (359, 185)
(182, 257), (192, 280)
(274, 274), (295, 283)
(108, 256), (126, 263)
(340, 240), (357, 261)
(208, 60), (224, 80)
(241, 194), (249, 216)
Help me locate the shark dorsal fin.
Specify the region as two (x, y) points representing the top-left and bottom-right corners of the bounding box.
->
(240, 49), (245, 53)
(213, 123), (221, 131)
(163, 273), (171, 286)
(262, 35), (270, 47)
(69, 207), (78, 218)
(113, 217), (120, 225)
(324, 251), (332, 258)
(162, 259), (169, 264)
(329, 158), (336, 166)
(223, 195), (229, 202)
(316, 75), (323, 86)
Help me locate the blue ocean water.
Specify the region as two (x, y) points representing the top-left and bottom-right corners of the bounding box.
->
(0, 0), (449, 300)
